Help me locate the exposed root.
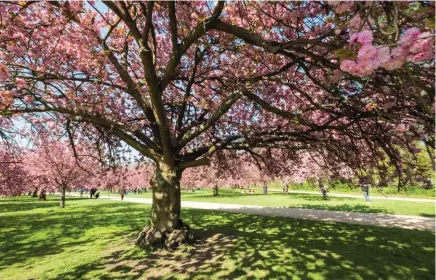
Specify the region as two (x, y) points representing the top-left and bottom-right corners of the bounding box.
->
(135, 223), (194, 249)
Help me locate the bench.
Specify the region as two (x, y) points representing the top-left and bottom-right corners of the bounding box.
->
(241, 189), (255, 194)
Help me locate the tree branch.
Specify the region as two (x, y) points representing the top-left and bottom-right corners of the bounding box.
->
(178, 91), (242, 149)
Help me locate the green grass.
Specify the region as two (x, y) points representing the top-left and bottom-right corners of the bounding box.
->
(119, 189), (435, 217)
(0, 196), (434, 280)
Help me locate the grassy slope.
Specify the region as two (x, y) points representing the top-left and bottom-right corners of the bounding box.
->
(120, 189), (435, 217)
(0, 197), (434, 280)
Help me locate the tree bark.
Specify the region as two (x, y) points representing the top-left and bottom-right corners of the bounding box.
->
(60, 185), (66, 208)
(32, 188), (38, 197)
(136, 164), (193, 249)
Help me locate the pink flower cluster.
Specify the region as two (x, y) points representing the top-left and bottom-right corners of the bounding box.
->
(341, 28), (434, 77)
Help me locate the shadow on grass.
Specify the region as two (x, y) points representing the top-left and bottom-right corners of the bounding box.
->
(184, 192), (361, 201)
(0, 196), (89, 213)
(293, 203), (394, 214)
(420, 213), (436, 218)
(53, 212), (436, 279)
(0, 198), (148, 271)
(0, 198), (434, 280)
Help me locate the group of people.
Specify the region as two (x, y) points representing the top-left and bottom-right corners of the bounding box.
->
(79, 188), (100, 199)
(319, 178), (372, 202)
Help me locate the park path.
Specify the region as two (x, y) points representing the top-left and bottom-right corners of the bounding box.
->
(79, 194), (435, 232)
(268, 189), (435, 202)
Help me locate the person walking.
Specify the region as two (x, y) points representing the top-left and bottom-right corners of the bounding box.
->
(282, 184), (289, 195)
(263, 182), (268, 195)
(120, 188), (125, 201)
(360, 177), (371, 202)
(212, 184), (219, 196)
(318, 179), (329, 200)
(320, 185), (329, 200)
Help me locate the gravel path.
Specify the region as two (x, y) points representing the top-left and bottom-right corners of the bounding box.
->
(286, 190), (435, 202)
(260, 189), (435, 202)
(85, 194), (435, 232)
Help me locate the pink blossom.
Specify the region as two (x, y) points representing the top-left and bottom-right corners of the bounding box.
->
(409, 51), (434, 62)
(335, 2), (353, 14)
(24, 95), (32, 103)
(365, 103), (376, 111)
(394, 123), (409, 132)
(191, 12), (198, 20)
(381, 101), (395, 110)
(376, 47), (391, 65)
(349, 15), (361, 32)
(380, 47), (406, 70)
(47, 122), (56, 129)
(340, 60), (373, 77)
(399, 27), (421, 46)
(328, 69), (342, 83)
(340, 60), (359, 75)
(16, 78), (27, 89)
(406, 32), (434, 62)
(358, 45), (379, 63)
(0, 64), (9, 81)
(350, 30), (373, 45)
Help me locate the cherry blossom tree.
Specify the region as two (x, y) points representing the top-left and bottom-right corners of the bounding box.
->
(0, 1), (434, 248)
(0, 146), (29, 197)
(25, 138), (100, 207)
(102, 164), (153, 196)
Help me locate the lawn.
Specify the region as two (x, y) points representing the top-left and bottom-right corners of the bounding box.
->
(0, 196), (434, 280)
(116, 189), (435, 217)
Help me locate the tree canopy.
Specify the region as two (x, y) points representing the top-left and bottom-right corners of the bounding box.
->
(0, 1), (434, 247)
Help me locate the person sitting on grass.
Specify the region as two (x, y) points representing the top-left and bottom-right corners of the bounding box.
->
(423, 178), (433, 190)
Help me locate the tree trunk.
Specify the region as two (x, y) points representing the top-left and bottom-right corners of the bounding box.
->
(32, 188), (38, 197)
(136, 165), (192, 249)
(60, 185), (66, 208)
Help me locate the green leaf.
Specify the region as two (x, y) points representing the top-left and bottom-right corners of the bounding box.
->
(424, 17), (435, 29)
(414, 6), (434, 14)
(335, 49), (356, 61)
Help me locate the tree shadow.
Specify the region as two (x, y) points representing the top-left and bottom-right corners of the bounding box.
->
(1, 199), (434, 280)
(293, 203), (394, 214)
(184, 191), (250, 199)
(0, 196), (89, 213)
(0, 200), (148, 271)
(420, 213), (436, 218)
(46, 209), (436, 279)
